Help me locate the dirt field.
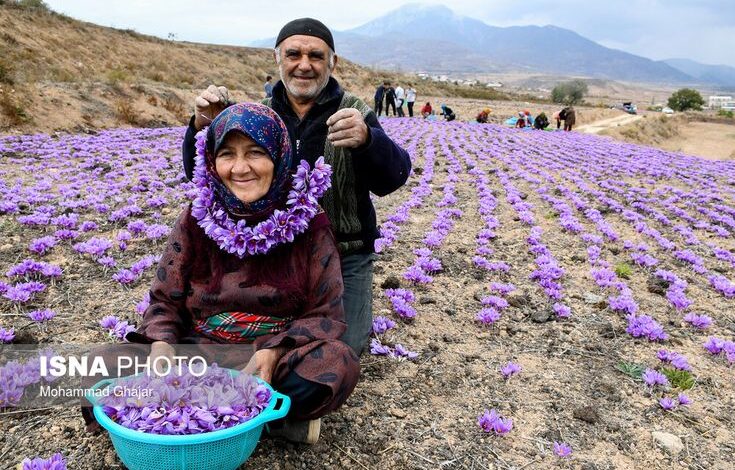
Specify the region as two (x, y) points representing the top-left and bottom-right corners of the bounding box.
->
(657, 122), (735, 160)
(2, 118), (735, 469)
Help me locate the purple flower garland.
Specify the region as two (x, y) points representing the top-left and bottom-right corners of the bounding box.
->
(191, 128), (331, 258)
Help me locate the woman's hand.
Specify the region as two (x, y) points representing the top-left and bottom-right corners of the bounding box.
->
(242, 347), (288, 384)
(148, 341), (176, 376)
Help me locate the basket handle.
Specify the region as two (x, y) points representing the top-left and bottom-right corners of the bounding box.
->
(268, 391), (291, 422)
(86, 378), (114, 407)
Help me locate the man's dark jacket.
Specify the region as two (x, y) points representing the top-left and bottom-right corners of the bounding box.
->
(182, 77), (411, 254)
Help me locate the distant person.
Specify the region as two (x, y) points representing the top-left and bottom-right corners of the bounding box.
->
(384, 83), (397, 116)
(421, 102), (432, 118)
(406, 84), (417, 117)
(563, 106), (576, 131)
(515, 112), (526, 128)
(533, 112), (549, 130)
(476, 108), (491, 123)
(264, 75), (273, 98)
(394, 83), (405, 117)
(523, 110), (533, 127)
(374, 82), (386, 116)
(553, 110), (562, 129)
(440, 104), (456, 121)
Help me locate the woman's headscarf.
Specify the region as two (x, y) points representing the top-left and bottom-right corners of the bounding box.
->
(204, 103), (292, 221)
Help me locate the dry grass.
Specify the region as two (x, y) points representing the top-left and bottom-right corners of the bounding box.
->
(0, 4), (523, 132)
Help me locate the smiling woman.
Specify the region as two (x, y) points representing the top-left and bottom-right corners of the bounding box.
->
(214, 132), (275, 204)
(82, 103), (360, 445)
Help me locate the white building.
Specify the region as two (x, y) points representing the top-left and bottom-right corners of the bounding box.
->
(709, 96), (733, 108)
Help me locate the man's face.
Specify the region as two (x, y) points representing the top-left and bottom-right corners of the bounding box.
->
(276, 35), (335, 102)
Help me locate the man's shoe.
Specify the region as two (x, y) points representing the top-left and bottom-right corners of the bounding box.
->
(265, 418), (321, 445)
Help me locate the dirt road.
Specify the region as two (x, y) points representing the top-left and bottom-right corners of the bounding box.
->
(576, 112), (643, 134)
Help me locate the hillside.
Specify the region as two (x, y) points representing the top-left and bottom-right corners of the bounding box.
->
(0, 3), (507, 133)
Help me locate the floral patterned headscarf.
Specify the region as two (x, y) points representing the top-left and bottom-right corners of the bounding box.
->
(204, 102), (292, 221)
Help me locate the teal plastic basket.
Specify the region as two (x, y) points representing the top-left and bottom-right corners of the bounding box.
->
(90, 371), (290, 470)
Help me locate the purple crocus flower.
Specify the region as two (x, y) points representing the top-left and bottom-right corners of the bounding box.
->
(659, 397), (677, 411)
(392, 343), (419, 359)
(642, 368), (669, 388)
(475, 308), (501, 325)
(369, 338), (392, 356)
(553, 441), (573, 458)
(21, 453), (67, 470)
(372, 316), (396, 335)
(677, 393), (692, 406)
(703, 336), (725, 355)
(0, 326), (15, 343)
(27, 309), (57, 322)
(500, 362), (522, 379)
(552, 303), (571, 318)
(28, 236), (57, 255)
(683, 312), (712, 329)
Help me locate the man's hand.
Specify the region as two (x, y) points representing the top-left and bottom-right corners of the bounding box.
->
(193, 85), (230, 131)
(326, 108), (369, 148)
(242, 347), (287, 384)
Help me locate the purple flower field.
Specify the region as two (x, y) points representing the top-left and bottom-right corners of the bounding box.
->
(1, 118), (734, 468)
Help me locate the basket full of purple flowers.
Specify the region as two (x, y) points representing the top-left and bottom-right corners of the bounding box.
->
(89, 365), (290, 470)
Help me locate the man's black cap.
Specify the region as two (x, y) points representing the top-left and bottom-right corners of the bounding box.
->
(275, 18), (335, 51)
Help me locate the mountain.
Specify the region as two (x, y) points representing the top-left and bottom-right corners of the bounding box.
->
(253, 4), (696, 85)
(341, 4), (692, 83)
(663, 58), (735, 88)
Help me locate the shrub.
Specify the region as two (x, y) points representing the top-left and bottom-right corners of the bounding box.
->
(551, 80), (588, 105)
(114, 98), (139, 125)
(106, 68), (130, 85)
(661, 367), (695, 390)
(717, 109), (734, 118)
(667, 88), (704, 112)
(614, 262), (633, 279)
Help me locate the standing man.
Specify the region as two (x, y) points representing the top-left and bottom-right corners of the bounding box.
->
(183, 18), (411, 359)
(384, 82), (397, 116)
(405, 83), (417, 117)
(264, 75), (273, 98)
(373, 82), (385, 116)
(394, 82), (405, 117)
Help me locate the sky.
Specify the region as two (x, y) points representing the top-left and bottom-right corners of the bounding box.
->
(44, 0), (735, 67)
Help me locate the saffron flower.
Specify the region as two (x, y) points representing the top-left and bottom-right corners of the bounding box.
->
(500, 362), (522, 379)
(369, 338), (392, 356)
(677, 393), (692, 406)
(21, 453), (67, 470)
(553, 441), (573, 458)
(475, 308), (501, 325)
(659, 397), (677, 411)
(0, 326), (14, 343)
(477, 408), (513, 436)
(27, 309), (57, 322)
(372, 316), (396, 335)
(683, 312), (712, 329)
(642, 368), (669, 388)
(553, 303), (571, 318)
(28, 236), (57, 255)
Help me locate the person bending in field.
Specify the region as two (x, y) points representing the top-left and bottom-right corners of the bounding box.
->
(421, 102), (433, 118)
(533, 112), (549, 130)
(440, 104), (456, 121)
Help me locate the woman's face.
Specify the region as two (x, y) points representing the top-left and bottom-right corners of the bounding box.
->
(215, 132), (274, 203)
